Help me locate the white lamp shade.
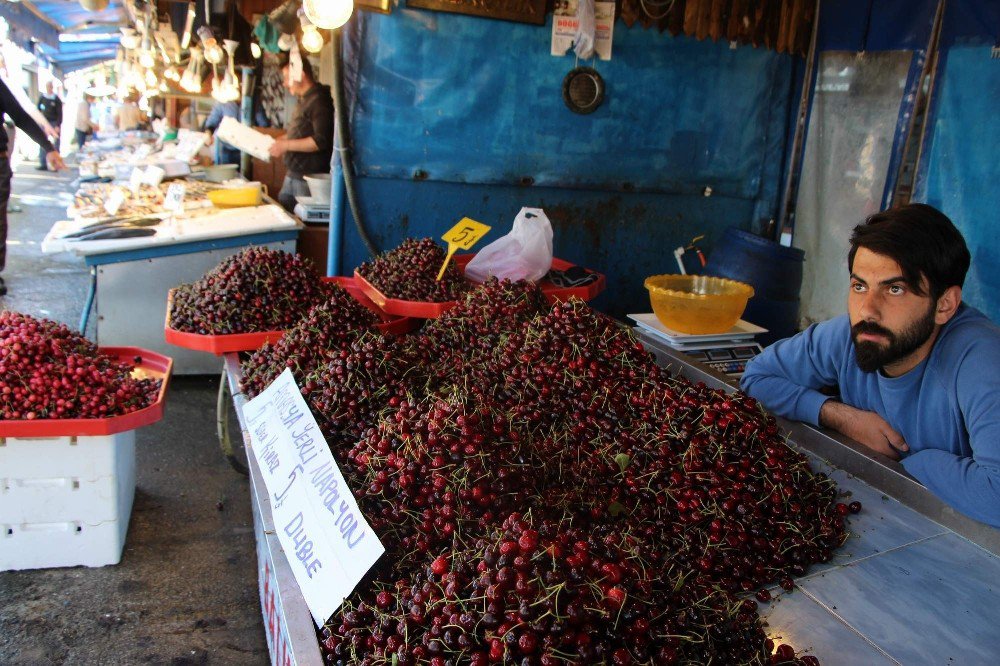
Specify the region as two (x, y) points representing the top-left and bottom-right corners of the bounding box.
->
(303, 0), (353, 30)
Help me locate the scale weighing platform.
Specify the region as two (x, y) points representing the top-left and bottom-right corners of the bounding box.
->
(628, 313), (766, 378)
(292, 196), (330, 223)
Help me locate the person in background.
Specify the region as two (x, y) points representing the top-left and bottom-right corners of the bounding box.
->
(740, 204), (1000, 528)
(115, 94), (143, 132)
(0, 77), (66, 296)
(36, 81), (62, 170)
(74, 93), (94, 149)
(202, 99), (241, 166)
(268, 55), (332, 212)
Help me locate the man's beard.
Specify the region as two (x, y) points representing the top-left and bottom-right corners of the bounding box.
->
(852, 305), (937, 373)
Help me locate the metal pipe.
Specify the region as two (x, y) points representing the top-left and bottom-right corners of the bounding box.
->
(328, 135), (345, 276)
(79, 267), (97, 335)
(239, 65), (255, 176)
(777, 0), (822, 241)
(327, 28), (378, 275)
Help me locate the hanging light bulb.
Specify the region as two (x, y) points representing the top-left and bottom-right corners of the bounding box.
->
(180, 46), (202, 93)
(302, 0), (353, 30)
(159, 81), (169, 92)
(203, 42), (224, 64)
(120, 27), (140, 50)
(139, 50), (156, 69)
(299, 12), (324, 54)
(198, 26), (224, 65)
(180, 1), (196, 50)
(164, 65), (179, 81)
(145, 69), (158, 89)
(211, 40), (241, 103)
(250, 42), (262, 59)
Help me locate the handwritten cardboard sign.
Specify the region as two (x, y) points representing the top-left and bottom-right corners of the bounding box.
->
(437, 216), (491, 280)
(244, 368), (385, 626)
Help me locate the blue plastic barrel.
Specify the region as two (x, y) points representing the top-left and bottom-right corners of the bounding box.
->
(702, 228), (805, 346)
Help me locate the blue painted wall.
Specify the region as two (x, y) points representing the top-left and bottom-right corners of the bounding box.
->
(338, 11), (797, 319)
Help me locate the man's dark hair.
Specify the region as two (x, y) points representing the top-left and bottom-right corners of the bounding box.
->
(280, 53), (315, 82)
(848, 203), (970, 300)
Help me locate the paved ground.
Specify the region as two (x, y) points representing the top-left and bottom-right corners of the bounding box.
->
(0, 161), (268, 664)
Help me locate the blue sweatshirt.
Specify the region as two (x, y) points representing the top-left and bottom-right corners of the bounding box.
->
(740, 304), (1000, 528)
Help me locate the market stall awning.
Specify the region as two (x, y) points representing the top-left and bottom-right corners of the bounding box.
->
(34, 39), (120, 75)
(2, 0), (126, 46)
(1, 0), (125, 72)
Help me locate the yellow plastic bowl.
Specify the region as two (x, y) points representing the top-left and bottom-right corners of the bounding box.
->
(644, 274), (754, 334)
(207, 186), (262, 208)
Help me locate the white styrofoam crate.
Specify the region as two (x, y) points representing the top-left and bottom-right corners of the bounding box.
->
(0, 431), (136, 571)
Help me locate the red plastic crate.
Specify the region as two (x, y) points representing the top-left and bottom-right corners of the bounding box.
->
(0, 347), (172, 437)
(354, 255), (606, 319)
(164, 277), (419, 354)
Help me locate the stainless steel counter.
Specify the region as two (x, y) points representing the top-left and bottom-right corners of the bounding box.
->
(636, 330), (1000, 664)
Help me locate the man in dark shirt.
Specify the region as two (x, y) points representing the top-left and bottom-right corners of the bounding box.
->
(36, 81), (63, 171)
(1, 77), (65, 295)
(268, 56), (333, 212)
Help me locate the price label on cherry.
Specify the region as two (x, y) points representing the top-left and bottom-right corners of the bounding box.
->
(437, 217), (491, 280)
(163, 183), (186, 212)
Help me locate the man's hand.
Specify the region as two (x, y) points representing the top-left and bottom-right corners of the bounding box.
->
(819, 400), (909, 460)
(45, 151), (65, 171)
(268, 138), (288, 158)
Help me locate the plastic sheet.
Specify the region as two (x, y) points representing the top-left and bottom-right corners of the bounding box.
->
(914, 46), (1000, 324)
(793, 51), (913, 326)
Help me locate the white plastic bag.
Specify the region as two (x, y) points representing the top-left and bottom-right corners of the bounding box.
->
(465, 208), (554, 283)
(574, 0), (597, 60)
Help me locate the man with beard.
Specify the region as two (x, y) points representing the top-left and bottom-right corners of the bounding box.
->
(740, 204), (1000, 527)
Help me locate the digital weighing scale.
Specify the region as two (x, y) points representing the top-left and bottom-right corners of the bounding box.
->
(292, 197), (330, 224)
(628, 313), (766, 378)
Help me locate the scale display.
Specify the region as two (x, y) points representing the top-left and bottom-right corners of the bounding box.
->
(628, 313), (766, 379)
(680, 344), (763, 377)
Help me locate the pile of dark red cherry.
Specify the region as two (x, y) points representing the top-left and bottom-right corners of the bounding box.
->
(357, 237), (471, 302)
(0, 311), (161, 421)
(169, 247), (339, 334)
(242, 277), (857, 665)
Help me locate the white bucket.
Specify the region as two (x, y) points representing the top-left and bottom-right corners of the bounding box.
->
(303, 173), (332, 201)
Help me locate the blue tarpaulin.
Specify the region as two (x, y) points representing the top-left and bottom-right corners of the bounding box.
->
(915, 0), (1000, 323)
(0, 0), (123, 73)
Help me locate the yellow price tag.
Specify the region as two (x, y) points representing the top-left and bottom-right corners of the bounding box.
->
(437, 217), (491, 280)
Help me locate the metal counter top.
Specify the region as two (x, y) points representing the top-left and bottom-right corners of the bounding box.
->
(636, 330), (1000, 664)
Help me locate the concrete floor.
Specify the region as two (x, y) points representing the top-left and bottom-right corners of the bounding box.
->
(0, 161), (268, 664)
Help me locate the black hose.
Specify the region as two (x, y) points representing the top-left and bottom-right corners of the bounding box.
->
(331, 29), (379, 258)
